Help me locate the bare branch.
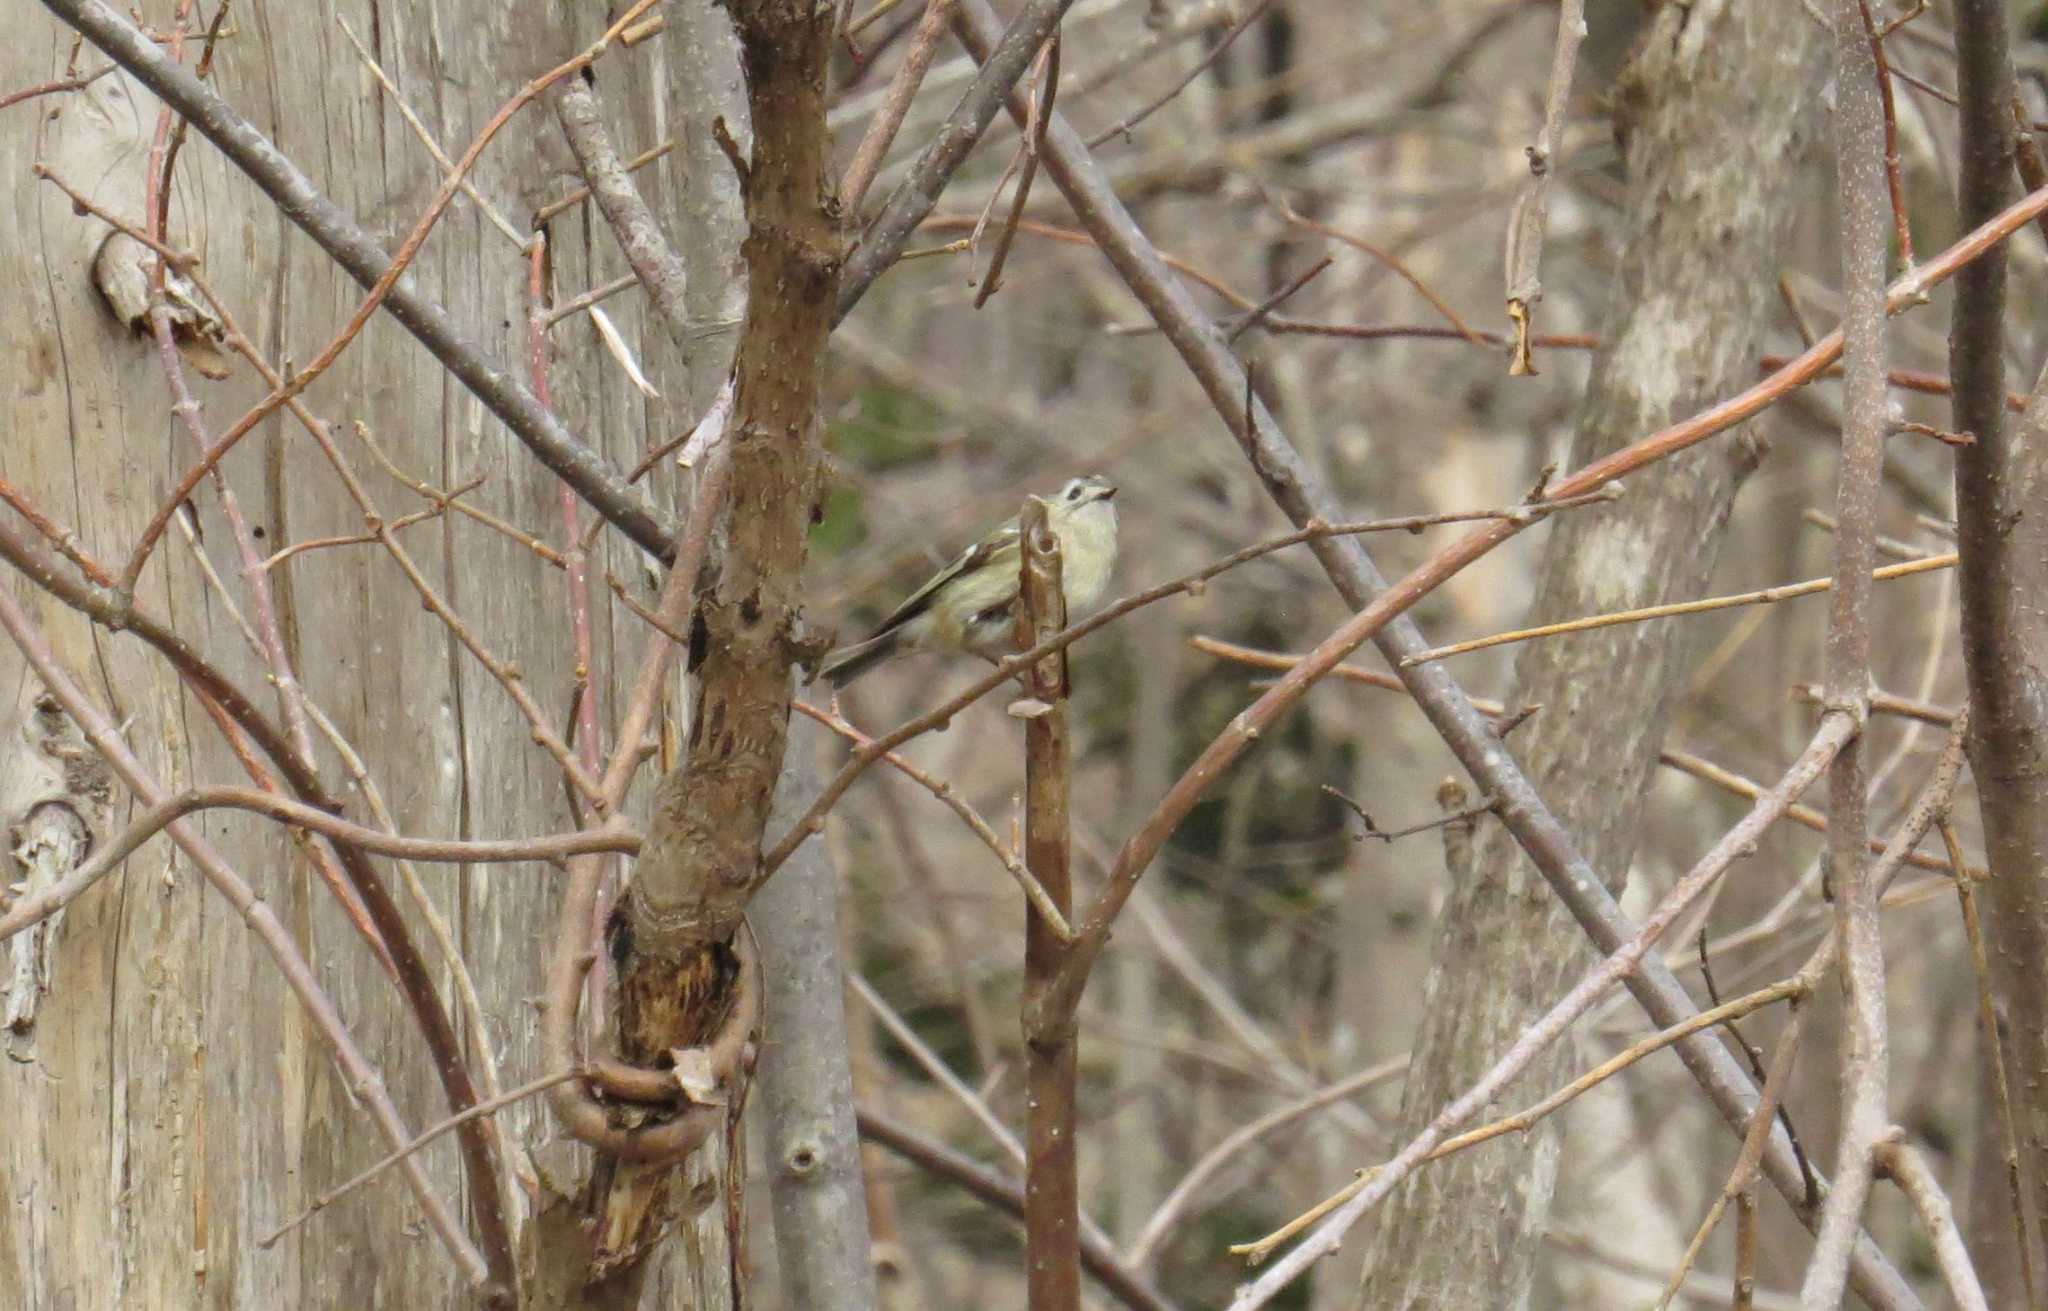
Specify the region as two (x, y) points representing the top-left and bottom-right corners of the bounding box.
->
(856, 1108), (1180, 1311)
(0, 786), (634, 941)
(1238, 975), (1810, 1270)
(1943, 817), (2041, 1304)
(837, 0), (1080, 319)
(1875, 1131), (1992, 1311)
(1086, 0), (1275, 149)
(1653, 1014), (1808, 1311)
(1129, 1053), (1407, 1267)
(549, 76), (692, 351)
(334, 15), (525, 248)
(767, 493), (1620, 879)
(0, 586), (491, 1288)
(1799, 2), (1893, 1301)
(938, 0), (2040, 1297)
(260, 1068), (583, 1250)
(1226, 718), (1854, 1307)
(1189, 639), (1959, 879)
(1402, 553), (1955, 668)
(1018, 496), (1080, 1311)
(1951, 0), (2048, 1287)
(0, 500), (519, 1291)
(39, 0), (678, 558)
(797, 701), (1071, 937)
(840, 0), (957, 212)
(1500, 0), (1585, 374)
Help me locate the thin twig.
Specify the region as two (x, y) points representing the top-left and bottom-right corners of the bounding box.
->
(1224, 256), (1333, 343)
(1128, 1053), (1406, 1267)
(851, 970), (1024, 1166)
(532, 139), (675, 227)
(1178, 315), (1594, 349)
(528, 235), (605, 826)
(597, 422), (732, 812)
(0, 587), (489, 1286)
(1876, 0), (1928, 39)
(1225, 718), (1854, 1301)
(549, 76), (692, 350)
(1659, 746), (1954, 877)
(764, 490), (1622, 877)
(1086, 0), (1276, 148)
(1257, 184), (1486, 346)
(1798, 507), (1930, 562)
(972, 33), (1058, 308)
(855, 1108), (1179, 1311)
(1874, 1130), (1991, 1311)
(0, 60), (115, 111)
(294, 691), (526, 1206)
(1651, 1012), (1807, 1310)
(837, 0), (1084, 320)
(258, 497), (463, 571)
(0, 785), (632, 939)
(260, 1068), (583, 1249)
(42, 0), (677, 559)
(1734, 1178), (1760, 1310)
(1236, 975), (1811, 1268)
(1190, 636), (1963, 884)
(920, 211), (1257, 307)
(543, 270), (642, 328)
(0, 471), (111, 587)
(1856, 0), (1915, 269)
(146, 304), (322, 781)
(1401, 553), (1955, 667)
(1791, 681), (1954, 725)
(339, 433), (610, 810)
(1941, 815), (2041, 1307)
(840, 0), (957, 212)
(796, 700), (1072, 938)
(1500, 0), (1586, 374)
(1321, 783), (1497, 843)
(872, 769), (1001, 1073)
(335, 15), (525, 247)
(153, 1), (231, 229)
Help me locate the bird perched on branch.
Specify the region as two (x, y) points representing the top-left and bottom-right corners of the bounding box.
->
(818, 475), (1120, 688)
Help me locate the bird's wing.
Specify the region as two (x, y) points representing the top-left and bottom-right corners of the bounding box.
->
(865, 520), (1021, 638)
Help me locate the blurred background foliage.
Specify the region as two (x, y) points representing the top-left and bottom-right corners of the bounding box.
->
(785, 1), (2005, 1307)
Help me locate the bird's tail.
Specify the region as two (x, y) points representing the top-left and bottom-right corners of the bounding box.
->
(818, 630), (901, 688)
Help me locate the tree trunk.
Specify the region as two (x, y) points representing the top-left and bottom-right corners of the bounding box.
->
(1353, 5), (1826, 1306)
(2, 1), (738, 1303)
(1949, 0), (2048, 1295)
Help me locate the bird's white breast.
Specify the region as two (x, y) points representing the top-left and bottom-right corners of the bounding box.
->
(1055, 500), (1118, 612)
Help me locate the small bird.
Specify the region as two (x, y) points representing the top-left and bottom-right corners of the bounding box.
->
(818, 475), (1120, 688)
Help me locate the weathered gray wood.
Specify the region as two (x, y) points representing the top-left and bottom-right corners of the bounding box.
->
(750, 715), (882, 1310)
(1, 2), (736, 1303)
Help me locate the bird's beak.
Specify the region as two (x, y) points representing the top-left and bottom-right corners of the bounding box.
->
(1100, 483), (1119, 500)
